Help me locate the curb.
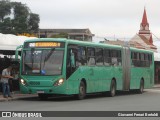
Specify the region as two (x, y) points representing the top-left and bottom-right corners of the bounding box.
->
(153, 85), (160, 88)
(0, 94), (37, 102)
(0, 97), (18, 102)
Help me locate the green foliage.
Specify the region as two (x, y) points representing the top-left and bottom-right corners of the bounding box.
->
(28, 13), (40, 33)
(0, 0), (11, 22)
(12, 2), (29, 18)
(0, 17), (12, 34)
(50, 33), (68, 38)
(0, 0), (40, 35)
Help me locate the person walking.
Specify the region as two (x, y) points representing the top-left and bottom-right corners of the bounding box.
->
(1, 66), (13, 98)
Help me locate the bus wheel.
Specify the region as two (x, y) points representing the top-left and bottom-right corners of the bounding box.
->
(76, 81), (86, 100)
(109, 80), (116, 97)
(38, 94), (48, 100)
(138, 80), (144, 94)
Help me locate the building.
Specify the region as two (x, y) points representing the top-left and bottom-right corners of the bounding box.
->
(130, 8), (157, 52)
(131, 8), (159, 84)
(102, 8), (157, 52)
(38, 28), (94, 41)
(101, 39), (145, 49)
(101, 8), (159, 84)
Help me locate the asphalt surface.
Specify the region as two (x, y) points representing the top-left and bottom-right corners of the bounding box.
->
(1, 89), (160, 120)
(1, 88), (160, 111)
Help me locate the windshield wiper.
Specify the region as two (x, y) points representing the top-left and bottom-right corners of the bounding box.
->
(43, 48), (55, 68)
(31, 48), (35, 69)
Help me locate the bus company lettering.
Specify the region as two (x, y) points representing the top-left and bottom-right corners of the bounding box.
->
(28, 113), (42, 117)
(12, 112), (42, 117)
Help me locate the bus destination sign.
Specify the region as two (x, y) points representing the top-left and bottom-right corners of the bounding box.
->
(25, 42), (65, 48)
(35, 42), (61, 47)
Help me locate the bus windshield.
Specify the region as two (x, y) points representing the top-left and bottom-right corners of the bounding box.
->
(22, 49), (64, 75)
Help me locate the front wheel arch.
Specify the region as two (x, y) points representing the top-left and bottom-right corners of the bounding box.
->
(75, 80), (86, 100)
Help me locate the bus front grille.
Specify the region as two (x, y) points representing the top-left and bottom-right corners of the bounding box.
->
(29, 81), (40, 86)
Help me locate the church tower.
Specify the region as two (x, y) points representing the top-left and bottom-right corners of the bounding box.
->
(130, 7), (156, 51)
(139, 8), (150, 34)
(138, 8), (153, 44)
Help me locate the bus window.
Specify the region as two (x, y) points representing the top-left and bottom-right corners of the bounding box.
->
(136, 52), (140, 67)
(87, 47), (95, 66)
(141, 53), (145, 60)
(149, 54), (152, 65)
(117, 50), (122, 66)
(134, 52), (138, 59)
(111, 50), (118, 66)
(22, 49), (64, 75)
(131, 52), (134, 66)
(145, 54), (149, 67)
(66, 45), (78, 78)
(104, 49), (111, 66)
(140, 53), (145, 67)
(77, 46), (87, 66)
(132, 52), (140, 67)
(41, 50), (64, 75)
(96, 48), (103, 66)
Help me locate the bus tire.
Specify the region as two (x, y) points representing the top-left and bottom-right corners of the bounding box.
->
(76, 81), (86, 100)
(138, 80), (144, 94)
(109, 80), (116, 97)
(38, 94), (48, 100)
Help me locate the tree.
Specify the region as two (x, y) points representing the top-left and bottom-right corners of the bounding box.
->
(0, 1), (40, 35)
(12, 2), (29, 34)
(0, 0), (11, 22)
(0, 17), (12, 34)
(12, 2), (29, 18)
(28, 13), (40, 33)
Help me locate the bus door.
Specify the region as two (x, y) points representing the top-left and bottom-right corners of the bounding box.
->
(122, 47), (131, 90)
(66, 45), (78, 79)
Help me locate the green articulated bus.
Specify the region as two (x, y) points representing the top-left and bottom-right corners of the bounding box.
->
(16, 38), (154, 100)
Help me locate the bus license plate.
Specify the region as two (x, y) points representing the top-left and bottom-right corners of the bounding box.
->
(37, 91), (44, 93)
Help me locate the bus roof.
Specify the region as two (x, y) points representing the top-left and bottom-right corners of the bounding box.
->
(24, 38), (122, 49)
(24, 38), (153, 53)
(130, 47), (153, 54)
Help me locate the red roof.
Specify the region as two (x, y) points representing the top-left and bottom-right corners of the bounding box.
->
(141, 8), (149, 26)
(138, 34), (151, 45)
(138, 34), (157, 50)
(149, 34), (153, 44)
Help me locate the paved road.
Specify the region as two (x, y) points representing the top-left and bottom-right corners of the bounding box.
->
(1, 88), (160, 111)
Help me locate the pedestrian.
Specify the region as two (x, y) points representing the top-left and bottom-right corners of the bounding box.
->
(1, 66), (13, 98)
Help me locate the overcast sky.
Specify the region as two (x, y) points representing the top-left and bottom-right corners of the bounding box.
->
(12, 0), (160, 40)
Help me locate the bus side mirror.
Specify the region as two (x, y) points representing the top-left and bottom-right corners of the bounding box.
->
(15, 45), (23, 61)
(70, 50), (75, 67)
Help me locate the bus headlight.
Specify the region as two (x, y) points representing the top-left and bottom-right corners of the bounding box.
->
(54, 78), (64, 86)
(21, 79), (27, 86)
